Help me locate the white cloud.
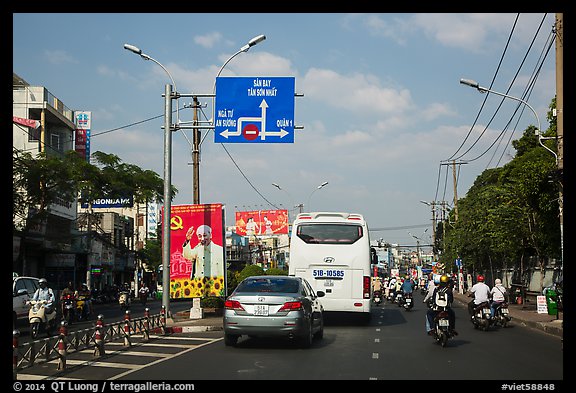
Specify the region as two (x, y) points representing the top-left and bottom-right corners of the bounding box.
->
(194, 32), (223, 49)
(43, 49), (78, 65)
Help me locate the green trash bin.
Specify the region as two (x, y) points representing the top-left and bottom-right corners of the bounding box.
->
(545, 288), (557, 316)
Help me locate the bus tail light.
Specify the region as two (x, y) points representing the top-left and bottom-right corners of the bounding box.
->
(363, 276), (371, 299)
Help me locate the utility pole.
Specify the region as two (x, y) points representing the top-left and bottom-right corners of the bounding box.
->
(192, 96), (200, 205)
(555, 13), (564, 272)
(441, 161), (467, 223)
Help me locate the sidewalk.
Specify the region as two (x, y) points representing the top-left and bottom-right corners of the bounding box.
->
(453, 291), (563, 338)
(165, 297), (563, 339)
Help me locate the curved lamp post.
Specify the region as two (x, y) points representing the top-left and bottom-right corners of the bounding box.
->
(459, 78), (557, 162)
(124, 43), (176, 316)
(307, 181), (329, 212)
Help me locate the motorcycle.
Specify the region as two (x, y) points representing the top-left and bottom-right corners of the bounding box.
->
(428, 289), (455, 347)
(471, 301), (492, 331)
(27, 300), (57, 339)
(395, 291), (404, 306)
(403, 292), (414, 311)
(139, 288), (149, 307)
(76, 294), (90, 321)
(60, 294), (75, 325)
(119, 291), (131, 311)
(373, 290), (382, 306)
(492, 301), (512, 328)
(432, 308), (455, 347)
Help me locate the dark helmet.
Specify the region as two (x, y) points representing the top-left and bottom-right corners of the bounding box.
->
(39, 278), (48, 287)
(477, 275), (485, 282)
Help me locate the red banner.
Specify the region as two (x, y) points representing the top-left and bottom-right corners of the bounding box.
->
(163, 204), (225, 299)
(13, 116), (40, 129)
(235, 209), (289, 236)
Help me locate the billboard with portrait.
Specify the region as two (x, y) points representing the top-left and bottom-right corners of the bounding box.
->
(235, 209), (289, 236)
(164, 203), (226, 299)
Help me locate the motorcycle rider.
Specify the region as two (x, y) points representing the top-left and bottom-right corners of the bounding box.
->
(372, 277), (383, 301)
(75, 283), (93, 318)
(388, 276), (397, 300)
(467, 274), (491, 316)
(490, 278), (508, 318)
(425, 274), (457, 335)
(59, 281), (76, 316)
(401, 275), (415, 295)
(32, 278), (56, 315)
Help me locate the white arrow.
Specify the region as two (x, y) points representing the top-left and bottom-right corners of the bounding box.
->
(219, 128), (241, 139)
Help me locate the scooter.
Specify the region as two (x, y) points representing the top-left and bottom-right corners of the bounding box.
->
(139, 288), (149, 307)
(76, 294), (90, 321)
(27, 300), (57, 339)
(395, 291), (404, 306)
(403, 292), (414, 311)
(373, 290), (382, 306)
(119, 291), (131, 311)
(492, 301), (512, 328)
(60, 294), (75, 325)
(432, 308), (455, 347)
(470, 301), (492, 331)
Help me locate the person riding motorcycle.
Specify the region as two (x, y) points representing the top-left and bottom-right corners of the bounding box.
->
(425, 274), (457, 336)
(75, 283), (93, 317)
(401, 275), (415, 295)
(490, 278), (508, 318)
(467, 274), (491, 316)
(59, 281), (76, 316)
(32, 278), (55, 314)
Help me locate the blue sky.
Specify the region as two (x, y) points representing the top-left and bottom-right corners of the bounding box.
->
(13, 13), (558, 249)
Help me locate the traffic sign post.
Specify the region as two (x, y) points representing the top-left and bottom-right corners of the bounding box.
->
(214, 77), (295, 143)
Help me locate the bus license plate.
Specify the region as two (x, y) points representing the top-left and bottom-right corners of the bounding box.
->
(324, 280), (334, 287)
(254, 305), (269, 316)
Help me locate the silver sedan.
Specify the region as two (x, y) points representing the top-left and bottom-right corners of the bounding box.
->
(224, 275), (325, 348)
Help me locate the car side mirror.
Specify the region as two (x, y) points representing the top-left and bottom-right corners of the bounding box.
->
(316, 291), (325, 297)
(16, 288), (28, 296)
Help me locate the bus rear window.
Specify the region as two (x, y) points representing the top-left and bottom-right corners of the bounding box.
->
(296, 224), (363, 245)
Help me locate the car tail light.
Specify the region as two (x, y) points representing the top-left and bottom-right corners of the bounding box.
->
(279, 301), (303, 311)
(363, 276), (371, 299)
(224, 300), (245, 311)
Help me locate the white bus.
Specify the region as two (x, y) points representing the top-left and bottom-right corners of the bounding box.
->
(288, 212), (375, 322)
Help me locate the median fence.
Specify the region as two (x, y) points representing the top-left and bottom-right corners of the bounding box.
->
(13, 306), (167, 380)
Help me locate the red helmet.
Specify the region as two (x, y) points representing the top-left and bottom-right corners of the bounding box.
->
(477, 275), (485, 282)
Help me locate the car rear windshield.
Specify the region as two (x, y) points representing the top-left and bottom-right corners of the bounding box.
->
(296, 223), (363, 244)
(236, 278), (300, 293)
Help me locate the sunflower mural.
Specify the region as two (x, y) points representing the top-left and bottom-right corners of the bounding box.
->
(170, 276), (225, 299)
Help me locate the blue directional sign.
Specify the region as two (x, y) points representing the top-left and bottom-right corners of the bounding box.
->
(214, 76), (295, 143)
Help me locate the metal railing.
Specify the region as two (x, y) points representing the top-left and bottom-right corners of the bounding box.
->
(13, 307), (166, 378)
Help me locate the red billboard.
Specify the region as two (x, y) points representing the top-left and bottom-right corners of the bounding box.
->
(235, 209), (289, 236)
(164, 204), (225, 299)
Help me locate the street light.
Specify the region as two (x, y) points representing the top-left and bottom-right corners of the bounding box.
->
(307, 181), (329, 212)
(124, 44), (177, 317)
(124, 44), (180, 124)
(192, 34), (267, 203)
(459, 78), (557, 162)
(272, 182), (297, 221)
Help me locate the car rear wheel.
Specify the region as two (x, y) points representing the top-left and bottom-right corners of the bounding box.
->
(299, 323), (314, 348)
(224, 334), (239, 347)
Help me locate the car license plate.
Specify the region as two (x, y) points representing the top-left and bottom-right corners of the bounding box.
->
(439, 319), (449, 327)
(253, 305), (269, 316)
(324, 279), (334, 287)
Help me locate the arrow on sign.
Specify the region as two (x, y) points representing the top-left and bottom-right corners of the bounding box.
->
(218, 99), (290, 140)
